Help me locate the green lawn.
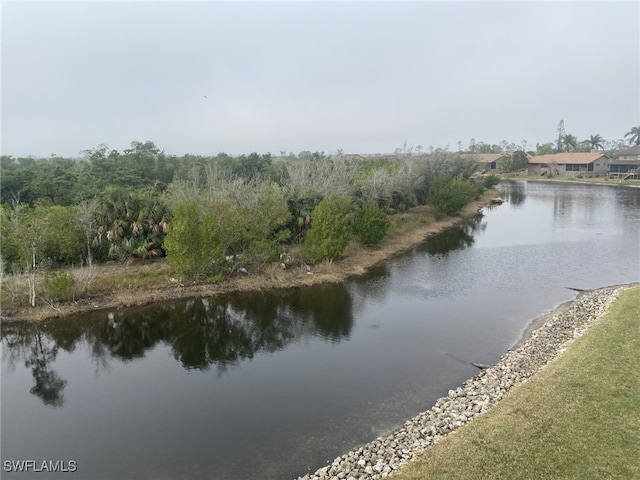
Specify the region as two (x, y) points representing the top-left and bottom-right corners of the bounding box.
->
(393, 285), (640, 480)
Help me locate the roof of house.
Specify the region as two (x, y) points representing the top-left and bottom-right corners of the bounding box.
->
(463, 153), (505, 163)
(528, 152), (608, 165)
(618, 145), (640, 155)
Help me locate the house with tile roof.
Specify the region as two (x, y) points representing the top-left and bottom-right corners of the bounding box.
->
(609, 145), (640, 179)
(527, 152), (609, 178)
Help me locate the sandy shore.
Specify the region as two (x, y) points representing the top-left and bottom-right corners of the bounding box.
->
(2, 191), (496, 323)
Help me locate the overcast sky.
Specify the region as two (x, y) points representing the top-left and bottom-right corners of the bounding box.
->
(2, 1), (639, 158)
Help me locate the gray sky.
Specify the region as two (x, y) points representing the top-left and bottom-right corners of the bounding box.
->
(2, 1), (639, 158)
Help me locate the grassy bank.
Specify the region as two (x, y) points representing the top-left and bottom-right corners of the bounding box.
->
(393, 285), (640, 480)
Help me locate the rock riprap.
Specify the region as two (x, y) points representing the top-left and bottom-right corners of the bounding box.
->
(295, 285), (627, 480)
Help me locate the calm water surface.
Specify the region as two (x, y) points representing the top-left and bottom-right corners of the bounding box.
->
(2, 182), (639, 479)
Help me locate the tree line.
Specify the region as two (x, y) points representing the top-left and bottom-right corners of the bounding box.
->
(12, 122), (637, 305)
(457, 125), (639, 156)
(1, 142), (493, 306)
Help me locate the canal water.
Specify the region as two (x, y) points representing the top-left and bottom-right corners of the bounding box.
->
(2, 182), (639, 480)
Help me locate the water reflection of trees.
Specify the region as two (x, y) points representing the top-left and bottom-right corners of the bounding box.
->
(347, 263), (391, 312)
(167, 299), (265, 371)
(615, 187), (640, 211)
(282, 283), (354, 341)
(163, 284), (354, 371)
(419, 212), (484, 256)
(1, 325), (68, 407)
(1, 283), (354, 402)
(348, 213), (486, 307)
(26, 331), (67, 407)
(553, 192), (573, 218)
(499, 181), (525, 206)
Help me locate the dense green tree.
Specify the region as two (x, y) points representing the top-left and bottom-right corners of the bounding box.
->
(536, 142), (555, 155)
(482, 175), (500, 189)
(428, 175), (479, 219)
(303, 194), (353, 261)
(165, 193), (291, 278)
(164, 202), (209, 277)
(514, 151), (529, 170)
(119, 141), (161, 188)
(82, 144), (116, 191)
(0, 156), (81, 206)
(353, 202), (389, 245)
(78, 141), (175, 192)
(499, 156), (515, 174)
(0, 203), (85, 272)
(0, 156), (25, 204)
(35, 205), (85, 265)
(203, 195), (291, 267)
(473, 142), (502, 154)
(500, 150), (529, 173)
(0, 201), (27, 272)
(233, 152), (272, 179)
(237, 192), (292, 263)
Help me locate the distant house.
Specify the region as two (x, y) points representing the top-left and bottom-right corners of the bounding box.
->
(609, 145), (640, 179)
(464, 153), (505, 172)
(618, 145), (640, 161)
(527, 152), (609, 178)
(462, 153), (531, 173)
(465, 152), (534, 173)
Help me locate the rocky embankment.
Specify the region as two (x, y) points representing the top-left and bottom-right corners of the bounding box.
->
(296, 285), (629, 480)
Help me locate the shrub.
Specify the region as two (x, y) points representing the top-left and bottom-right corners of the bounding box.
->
(482, 175), (500, 189)
(428, 174), (478, 219)
(164, 201), (209, 277)
(72, 263), (97, 299)
(353, 202), (390, 245)
(42, 271), (75, 302)
(303, 194), (353, 261)
(165, 196), (292, 278)
(235, 193), (292, 264)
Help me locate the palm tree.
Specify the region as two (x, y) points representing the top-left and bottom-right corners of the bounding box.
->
(93, 187), (169, 261)
(562, 134), (578, 152)
(585, 134), (604, 151)
(624, 126), (640, 146)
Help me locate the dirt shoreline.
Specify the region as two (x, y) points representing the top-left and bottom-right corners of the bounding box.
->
(1, 192), (497, 323)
